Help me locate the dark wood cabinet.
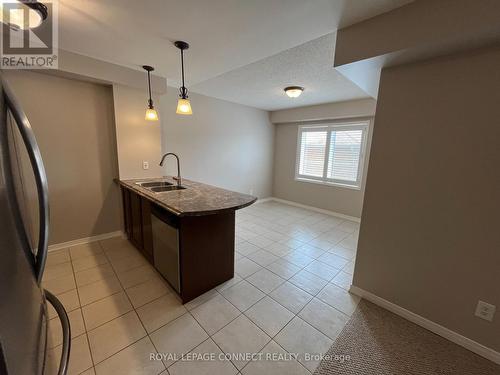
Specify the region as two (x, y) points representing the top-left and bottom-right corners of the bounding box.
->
(120, 186), (153, 264)
(120, 185), (235, 303)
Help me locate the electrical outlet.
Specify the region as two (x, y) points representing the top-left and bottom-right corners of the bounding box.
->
(142, 161), (149, 170)
(475, 300), (496, 322)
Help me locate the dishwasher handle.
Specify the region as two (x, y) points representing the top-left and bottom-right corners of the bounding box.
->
(45, 290), (71, 375)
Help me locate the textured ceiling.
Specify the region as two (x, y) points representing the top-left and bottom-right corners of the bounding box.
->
(57, 0), (413, 108)
(190, 33), (370, 111)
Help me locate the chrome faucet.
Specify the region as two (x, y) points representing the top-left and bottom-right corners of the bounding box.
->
(159, 153), (182, 187)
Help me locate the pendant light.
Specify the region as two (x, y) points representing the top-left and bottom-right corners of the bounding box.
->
(174, 41), (193, 115)
(143, 65), (159, 121)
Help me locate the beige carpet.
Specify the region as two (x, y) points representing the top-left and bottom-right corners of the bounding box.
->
(314, 300), (500, 375)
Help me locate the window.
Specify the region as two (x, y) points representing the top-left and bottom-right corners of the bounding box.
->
(296, 121), (369, 189)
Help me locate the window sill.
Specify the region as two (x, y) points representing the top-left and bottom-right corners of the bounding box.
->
(294, 177), (362, 191)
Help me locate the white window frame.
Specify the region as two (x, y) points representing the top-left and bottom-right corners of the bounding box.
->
(295, 120), (370, 190)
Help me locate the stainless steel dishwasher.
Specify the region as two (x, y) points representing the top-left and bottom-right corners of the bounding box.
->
(151, 205), (181, 293)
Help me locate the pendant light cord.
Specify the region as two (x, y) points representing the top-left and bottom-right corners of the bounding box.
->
(180, 49), (188, 99)
(147, 70), (153, 107)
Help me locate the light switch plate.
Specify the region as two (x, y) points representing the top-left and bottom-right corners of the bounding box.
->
(475, 300), (496, 322)
(142, 161), (149, 170)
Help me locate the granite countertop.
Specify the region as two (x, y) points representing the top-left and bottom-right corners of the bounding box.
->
(118, 177), (257, 217)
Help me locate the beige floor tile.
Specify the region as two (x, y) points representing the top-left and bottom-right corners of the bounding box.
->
(136, 293), (187, 333)
(47, 334), (93, 375)
(168, 338), (238, 375)
(296, 243), (327, 258)
(304, 260), (340, 281)
(265, 259), (301, 279)
(99, 237), (136, 253)
(88, 311), (146, 364)
(46, 249), (71, 267)
(274, 317), (332, 372)
(78, 276), (123, 306)
(331, 270), (353, 290)
(72, 253), (109, 273)
(48, 309), (85, 348)
(126, 277), (172, 309)
(111, 253), (149, 274)
(213, 315), (271, 370)
(47, 289), (80, 319)
(235, 241), (260, 256)
(246, 269), (285, 294)
(70, 242), (103, 260)
(338, 232), (358, 250)
(241, 340), (310, 375)
(190, 294), (240, 335)
(245, 297), (294, 337)
(342, 260), (355, 275)
(269, 282), (313, 314)
(282, 251), (315, 268)
(316, 283), (360, 316)
(246, 250), (279, 267)
(149, 314), (208, 367)
(44, 261), (74, 281)
(265, 242), (294, 257)
(82, 291), (133, 331)
(289, 270), (328, 295)
(94, 336), (165, 375)
(117, 264), (159, 289)
(75, 263), (116, 287)
(184, 288), (219, 311)
(80, 367), (96, 375)
(298, 298), (348, 340)
(317, 252), (349, 269)
(43, 273), (76, 295)
(328, 245), (356, 260)
(234, 258), (262, 278)
(105, 245), (141, 263)
(215, 275), (243, 292)
(220, 280), (265, 311)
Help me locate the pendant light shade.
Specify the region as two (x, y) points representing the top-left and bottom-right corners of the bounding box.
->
(176, 98), (192, 115)
(143, 65), (159, 122)
(175, 41), (192, 115)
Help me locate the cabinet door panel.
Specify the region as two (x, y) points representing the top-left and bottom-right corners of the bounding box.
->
(130, 192), (143, 248)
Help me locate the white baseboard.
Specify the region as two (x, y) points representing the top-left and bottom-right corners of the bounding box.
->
(349, 285), (500, 365)
(254, 197), (273, 204)
(268, 197), (361, 223)
(48, 230), (125, 252)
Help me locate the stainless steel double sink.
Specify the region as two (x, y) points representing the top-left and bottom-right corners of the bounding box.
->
(135, 180), (186, 193)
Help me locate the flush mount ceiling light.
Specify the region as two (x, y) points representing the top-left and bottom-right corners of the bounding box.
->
(143, 65), (159, 121)
(284, 86), (304, 98)
(175, 41), (193, 115)
(0, 0), (48, 30)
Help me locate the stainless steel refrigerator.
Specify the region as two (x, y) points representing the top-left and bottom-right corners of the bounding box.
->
(0, 75), (70, 375)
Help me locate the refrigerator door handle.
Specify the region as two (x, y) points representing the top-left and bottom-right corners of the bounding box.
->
(2, 78), (50, 284)
(44, 290), (71, 375)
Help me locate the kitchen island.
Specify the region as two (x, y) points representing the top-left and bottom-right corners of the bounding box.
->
(118, 177), (256, 303)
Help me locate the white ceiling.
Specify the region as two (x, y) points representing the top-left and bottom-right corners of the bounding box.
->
(190, 33), (369, 111)
(58, 0), (413, 109)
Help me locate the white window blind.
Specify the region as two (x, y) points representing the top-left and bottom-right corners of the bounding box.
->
(298, 129), (327, 177)
(296, 121), (369, 189)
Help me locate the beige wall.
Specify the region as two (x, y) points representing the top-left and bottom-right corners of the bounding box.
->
(161, 89), (274, 198)
(271, 99), (376, 218)
(4, 71), (122, 245)
(113, 84), (164, 179)
(355, 46), (500, 352)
